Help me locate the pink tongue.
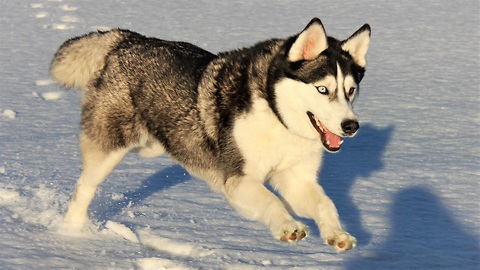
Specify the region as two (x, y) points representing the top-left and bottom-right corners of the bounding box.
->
(325, 129), (342, 148)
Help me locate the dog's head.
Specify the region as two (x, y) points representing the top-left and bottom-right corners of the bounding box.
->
(272, 18), (371, 152)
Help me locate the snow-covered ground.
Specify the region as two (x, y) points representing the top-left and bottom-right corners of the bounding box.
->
(0, 0), (479, 269)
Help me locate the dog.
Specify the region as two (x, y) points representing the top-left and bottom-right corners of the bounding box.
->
(51, 17), (370, 252)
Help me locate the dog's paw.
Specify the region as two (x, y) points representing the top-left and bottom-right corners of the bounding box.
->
(326, 232), (356, 252)
(275, 221), (308, 242)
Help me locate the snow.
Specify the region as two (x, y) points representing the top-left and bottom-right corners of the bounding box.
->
(0, 0), (479, 269)
(2, 109), (17, 119)
(39, 91), (64, 101)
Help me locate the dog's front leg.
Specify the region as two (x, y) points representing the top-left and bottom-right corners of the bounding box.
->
(270, 164), (356, 252)
(224, 175), (308, 242)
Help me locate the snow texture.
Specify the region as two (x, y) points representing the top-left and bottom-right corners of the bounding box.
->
(0, 0), (479, 269)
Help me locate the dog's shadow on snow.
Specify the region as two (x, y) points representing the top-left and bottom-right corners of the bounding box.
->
(92, 164), (191, 224)
(318, 124), (394, 245)
(345, 186), (480, 269)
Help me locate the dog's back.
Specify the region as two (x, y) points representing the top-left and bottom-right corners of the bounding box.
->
(51, 29), (215, 91)
(51, 29), (217, 152)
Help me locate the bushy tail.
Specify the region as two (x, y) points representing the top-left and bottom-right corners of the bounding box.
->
(50, 29), (123, 89)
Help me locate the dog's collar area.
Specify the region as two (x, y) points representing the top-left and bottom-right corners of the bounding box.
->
(306, 111), (343, 152)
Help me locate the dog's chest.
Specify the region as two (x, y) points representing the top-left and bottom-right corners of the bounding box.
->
(232, 99), (322, 179)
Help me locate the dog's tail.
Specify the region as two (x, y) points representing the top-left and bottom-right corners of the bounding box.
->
(50, 29), (123, 90)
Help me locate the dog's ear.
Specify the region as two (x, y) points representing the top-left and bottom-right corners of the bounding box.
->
(288, 18), (328, 62)
(341, 24), (371, 67)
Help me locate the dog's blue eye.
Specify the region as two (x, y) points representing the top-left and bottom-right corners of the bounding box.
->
(315, 86), (328, 95)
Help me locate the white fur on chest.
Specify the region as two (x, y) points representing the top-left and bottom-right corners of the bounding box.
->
(232, 98), (323, 182)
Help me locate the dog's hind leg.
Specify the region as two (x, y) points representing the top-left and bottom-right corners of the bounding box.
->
(224, 176), (308, 242)
(64, 133), (128, 229)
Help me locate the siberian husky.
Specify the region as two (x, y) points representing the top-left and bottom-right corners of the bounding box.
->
(51, 18), (371, 252)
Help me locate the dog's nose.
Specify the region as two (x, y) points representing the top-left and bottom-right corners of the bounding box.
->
(341, 120), (359, 135)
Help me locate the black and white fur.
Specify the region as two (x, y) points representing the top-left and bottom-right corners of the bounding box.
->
(51, 18), (370, 252)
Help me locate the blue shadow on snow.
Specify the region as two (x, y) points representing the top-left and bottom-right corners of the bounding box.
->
(320, 124), (394, 245)
(93, 164), (191, 223)
(346, 186), (480, 269)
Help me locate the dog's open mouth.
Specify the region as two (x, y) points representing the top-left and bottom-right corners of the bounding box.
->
(307, 111), (343, 152)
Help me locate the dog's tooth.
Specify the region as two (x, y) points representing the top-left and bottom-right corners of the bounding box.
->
(313, 117), (326, 132)
(326, 140), (330, 145)
(339, 140), (344, 145)
(317, 122), (325, 132)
